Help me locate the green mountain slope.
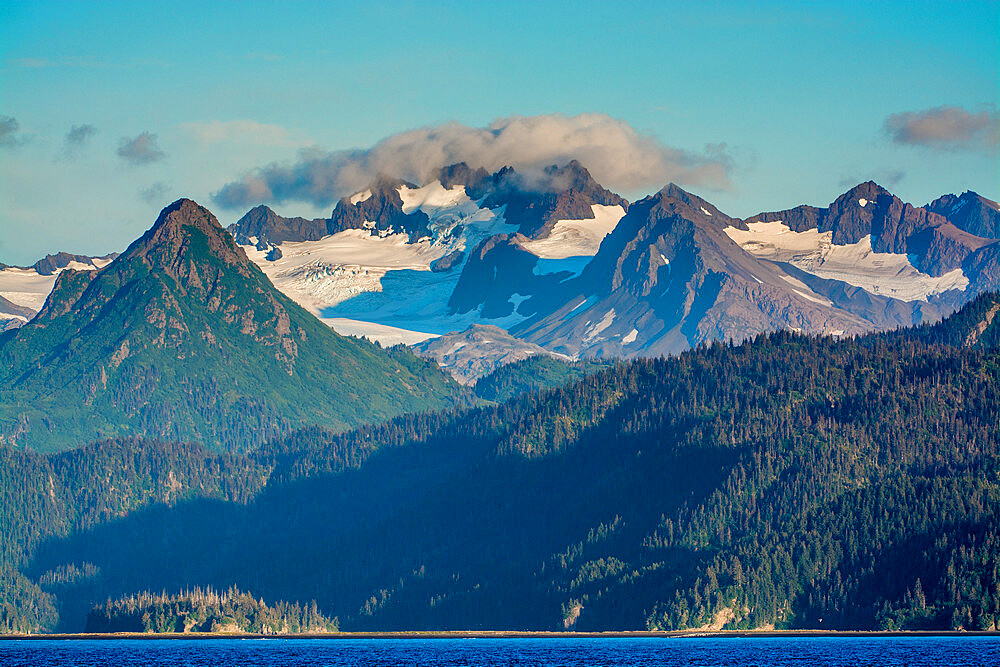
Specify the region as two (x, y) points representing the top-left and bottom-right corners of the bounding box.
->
(0, 199), (457, 453)
(1, 293), (998, 632)
(473, 356), (609, 403)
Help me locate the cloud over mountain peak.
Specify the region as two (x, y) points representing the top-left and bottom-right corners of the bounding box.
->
(213, 113), (733, 209)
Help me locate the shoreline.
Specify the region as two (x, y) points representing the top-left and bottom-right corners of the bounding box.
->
(2, 630), (999, 641)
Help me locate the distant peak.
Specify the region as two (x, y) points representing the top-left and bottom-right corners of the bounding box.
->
(148, 199), (224, 235)
(121, 198), (246, 270)
(662, 182), (690, 199)
(838, 181), (891, 201)
(438, 162), (490, 190)
(368, 173), (417, 192)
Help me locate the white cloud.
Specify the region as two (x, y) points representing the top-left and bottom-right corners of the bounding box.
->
(117, 132), (166, 166)
(884, 105), (998, 153)
(182, 120), (305, 147)
(213, 113), (733, 209)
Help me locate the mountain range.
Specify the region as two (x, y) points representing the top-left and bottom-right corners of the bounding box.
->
(3, 164), (996, 382)
(220, 163), (999, 377)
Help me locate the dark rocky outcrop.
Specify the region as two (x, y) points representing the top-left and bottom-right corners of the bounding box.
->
(227, 205), (328, 246)
(5, 251), (119, 275)
(926, 191), (1000, 240)
(430, 249), (463, 273)
(746, 181), (998, 276)
(482, 161), (628, 239)
(435, 161), (628, 239)
(328, 175), (432, 241)
(448, 234), (545, 319)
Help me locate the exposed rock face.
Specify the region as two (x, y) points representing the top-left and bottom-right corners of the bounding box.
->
(747, 181), (997, 277)
(29, 251), (119, 275)
(413, 324), (564, 384)
(963, 243), (1000, 294)
(437, 162), (491, 194)
(435, 160), (629, 239)
(430, 250), (463, 273)
(480, 160), (628, 239)
(926, 191), (1000, 240)
(448, 234), (547, 319)
(512, 185), (870, 359)
(328, 175), (432, 241)
(228, 205), (327, 245)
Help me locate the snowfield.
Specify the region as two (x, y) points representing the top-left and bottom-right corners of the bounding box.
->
(240, 181), (526, 345)
(0, 257), (113, 313)
(520, 204), (625, 259)
(320, 317), (439, 346)
(724, 221), (968, 301)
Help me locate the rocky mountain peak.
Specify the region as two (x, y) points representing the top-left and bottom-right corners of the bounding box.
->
(477, 162), (628, 239)
(655, 183), (733, 224)
(438, 162), (491, 193)
(329, 175), (430, 240)
(29, 251), (119, 276)
(831, 181), (892, 209)
(229, 204), (328, 247)
(926, 191), (1000, 240)
(127, 199), (248, 272)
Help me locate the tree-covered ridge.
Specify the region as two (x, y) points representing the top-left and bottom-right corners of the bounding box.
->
(0, 199), (459, 453)
(86, 587), (337, 634)
(1, 293), (998, 633)
(473, 356), (609, 403)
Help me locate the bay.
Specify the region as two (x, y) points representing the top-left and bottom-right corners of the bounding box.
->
(1, 636), (998, 666)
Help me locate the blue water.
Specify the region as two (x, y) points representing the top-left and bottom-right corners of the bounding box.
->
(0, 637), (997, 666)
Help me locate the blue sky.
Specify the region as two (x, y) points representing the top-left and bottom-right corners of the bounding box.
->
(1, 0), (997, 264)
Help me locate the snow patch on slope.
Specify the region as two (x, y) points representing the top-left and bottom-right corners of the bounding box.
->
(0, 259), (111, 313)
(520, 204), (625, 259)
(350, 189), (372, 205)
(583, 308), (616, 342)
(320, 317), (438, 346)
(725, 221), (968, 301)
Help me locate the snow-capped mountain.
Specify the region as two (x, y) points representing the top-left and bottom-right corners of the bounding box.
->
(226, 166), (997, 377)
(0, 252), (117, 330)
(227, 162), (628, 348)
(10, 164), (992, 380)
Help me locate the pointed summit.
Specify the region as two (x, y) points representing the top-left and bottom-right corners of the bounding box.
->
(328, 174), (431, 240)
(654, 183), (734, 224)
(228, 203), (327, 246)
(126, 199), (248, 272)
(438, 162), (491, 193)
(926, 191), (1000, 240)
(478, 161), (628, 238)
(0, 200), (457, 452)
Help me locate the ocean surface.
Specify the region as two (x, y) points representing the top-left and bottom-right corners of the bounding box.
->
(0, 636), (997, 666)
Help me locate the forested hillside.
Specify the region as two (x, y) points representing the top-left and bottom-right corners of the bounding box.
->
(86, 587), (337, 634)
(0, 199), (459, 453)
(1, 293), (998, 633)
